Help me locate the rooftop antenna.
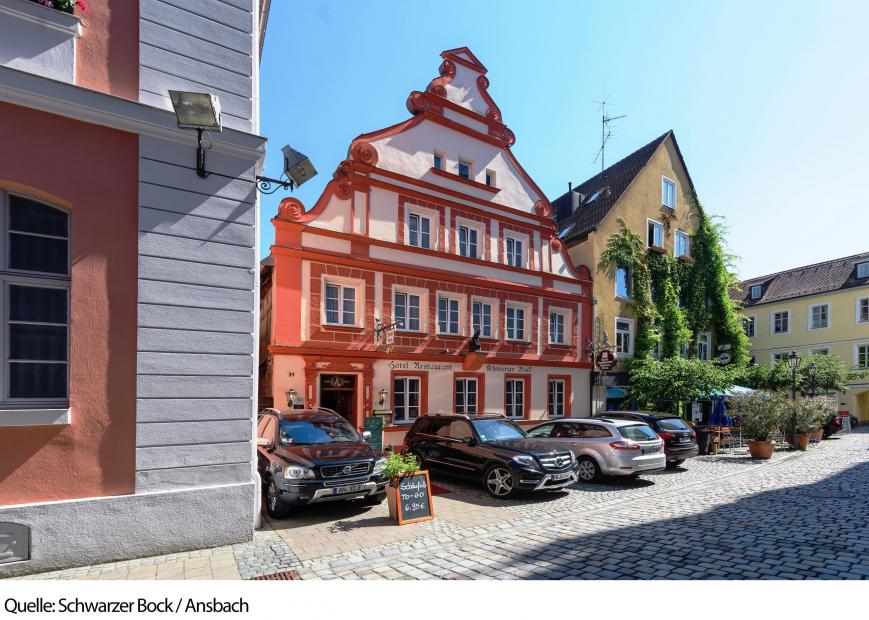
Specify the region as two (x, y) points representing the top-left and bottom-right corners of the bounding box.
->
(592, 97), (626, 173)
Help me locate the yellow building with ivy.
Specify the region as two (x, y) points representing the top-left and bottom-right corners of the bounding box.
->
(734, 253), (869, 422)
(551, 131), (734, 411)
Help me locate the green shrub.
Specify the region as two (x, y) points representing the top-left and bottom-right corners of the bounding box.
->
(382, 452), (419, 479)
(730, 391), (786, 441)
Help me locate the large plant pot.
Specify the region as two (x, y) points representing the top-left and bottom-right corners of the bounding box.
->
(794, 434), (810, 451)
(386, 479), (399, 521)
(747, 440), (774, 460)
(811, 429), (823, 442)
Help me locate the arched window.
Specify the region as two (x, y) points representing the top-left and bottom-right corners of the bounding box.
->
(0, 191), (70, 406)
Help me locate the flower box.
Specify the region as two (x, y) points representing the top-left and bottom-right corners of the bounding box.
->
(0, 0), (82, 83)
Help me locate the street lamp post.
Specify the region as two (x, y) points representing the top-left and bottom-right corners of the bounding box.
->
(808, 362), (818, 398)
(787, 351), (801, 448)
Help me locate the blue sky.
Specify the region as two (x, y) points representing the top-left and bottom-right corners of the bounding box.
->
(259, 0), (869, 280)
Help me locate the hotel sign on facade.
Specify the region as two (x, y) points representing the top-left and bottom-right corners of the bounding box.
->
(259, 48), (594, 445)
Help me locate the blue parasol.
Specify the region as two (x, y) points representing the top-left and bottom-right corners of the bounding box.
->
(708, 396), (732, 426)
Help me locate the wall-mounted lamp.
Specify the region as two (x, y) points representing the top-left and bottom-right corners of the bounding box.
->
(286, 387), (297, 407)
(378, 388), (388, 407)
(168, 90), (222, 179)
(256, 145), (318, 194)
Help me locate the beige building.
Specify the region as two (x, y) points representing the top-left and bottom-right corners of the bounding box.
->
(734, 253), (869, 422)
(551, 131), (706, 407)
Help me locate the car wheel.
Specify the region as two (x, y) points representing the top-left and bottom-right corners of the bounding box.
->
(667, 459), (685, 468)
(265, 479), (291, 519)
(483, 464), (516, 499)
(576, 456), (601, 482)
(363, 491), (387, 505)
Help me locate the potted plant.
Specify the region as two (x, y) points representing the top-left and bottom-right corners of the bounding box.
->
(383, 452), (420, 521)
(730, 391), (786, 459)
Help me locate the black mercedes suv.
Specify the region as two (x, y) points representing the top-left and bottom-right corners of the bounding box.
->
(402, 414), (578, 498)
(256, 408), (387, 518)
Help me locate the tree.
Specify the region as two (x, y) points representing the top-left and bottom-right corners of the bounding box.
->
(627, 358), (734, 416)
(733, 353), (866, 395)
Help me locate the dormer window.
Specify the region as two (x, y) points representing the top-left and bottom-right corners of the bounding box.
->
(750, 285), (762, 300)
(858, 261), (869, 279)
(485, 170), (496, 187)
(458, 158), (472, 180)
(433, 151), (444, 171)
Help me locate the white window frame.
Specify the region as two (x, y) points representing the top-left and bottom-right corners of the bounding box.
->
(750, 285), (762, 300)
(675, 230), (690, 258)
(744, 314), (756, 338)
(808, 303), (830, 331)
(393, 376), (421, 424)
(456, 218), (483, 260)
(393, 287), (426, 333)
(406, 205), (438, 251)
(504, 377), (525, 419)
(322, 276), (363, 327)
(615, 265), (632, 300)
(436, 293), (464, 336)
(857, 262), (869, 279)
(647, 218), (664, 249)
(458, 157), (473, 180)
(505, 302), (530, 342)
(615, 317), (634, 358)
(454, 377), (478, 414)
(854, 343), (869, 369)
(504, 231), (528, 269)
(856, 296), (869, 324)
(662, 176), (677, 210)
(697, 332), (712, 361)
(0, 190), (72, 420)
(547, 379), (566, 418)
(548, 307), (571, 345)
(809, 347), (831, 356)
(471, 297), (496, 339)
(771, 309), (791, 335)
(771, 352), (790, 364)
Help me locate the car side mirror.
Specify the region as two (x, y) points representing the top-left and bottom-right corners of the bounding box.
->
(362, 430), (372, 441)
(462, 436), (475, 445)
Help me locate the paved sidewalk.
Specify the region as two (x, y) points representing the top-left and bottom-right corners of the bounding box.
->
(14, 431), (869, 580)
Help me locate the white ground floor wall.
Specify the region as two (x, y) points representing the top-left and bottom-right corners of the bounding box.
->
(0, 482), (255, 578)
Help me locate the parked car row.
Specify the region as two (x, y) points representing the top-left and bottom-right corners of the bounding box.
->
(255, 408), (702, 517)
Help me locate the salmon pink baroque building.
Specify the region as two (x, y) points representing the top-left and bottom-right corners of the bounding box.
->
(261, 48), (594, 444)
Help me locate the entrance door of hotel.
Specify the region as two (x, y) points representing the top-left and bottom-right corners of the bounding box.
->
(319, 374), (357, 423)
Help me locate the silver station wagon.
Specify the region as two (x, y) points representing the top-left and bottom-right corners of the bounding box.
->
(526, 418), (666, 482)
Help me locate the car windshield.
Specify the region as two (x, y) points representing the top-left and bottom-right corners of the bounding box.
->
(657, 418), (690, 431)
(619, 424), (658, 442)
(472, 418), (527, 441)
(278, 419), (359, 445)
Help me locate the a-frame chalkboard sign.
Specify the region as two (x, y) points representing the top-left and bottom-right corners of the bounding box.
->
(390, 470), (435, 525)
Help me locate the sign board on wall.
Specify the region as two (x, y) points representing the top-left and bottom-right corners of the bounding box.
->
(597, 349), (615, 372)
(364, 415), (384, 453)
(691, 402), (702, 422)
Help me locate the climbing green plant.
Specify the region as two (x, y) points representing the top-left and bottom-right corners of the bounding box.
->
(599, 195), (750, 370)
(598, 219), (657, 359)
(687, 193), (750, 366)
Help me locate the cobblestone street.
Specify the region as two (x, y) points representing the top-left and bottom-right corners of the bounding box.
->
(17, 430), (869, 580)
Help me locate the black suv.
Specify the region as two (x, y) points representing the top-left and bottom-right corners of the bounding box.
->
(594, 411), (698, 467)
(256, 408), (387, 518)
(403, 414), (578, 498)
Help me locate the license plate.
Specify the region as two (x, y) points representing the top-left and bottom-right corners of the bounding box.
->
(333, 483), (366, 495)
(551, 472), (572, 481)
(679, 437), (690, 443)
(643, 446), (660, 454)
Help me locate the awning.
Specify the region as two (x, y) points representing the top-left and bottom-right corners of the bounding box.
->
(606, 387), (628, 399)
